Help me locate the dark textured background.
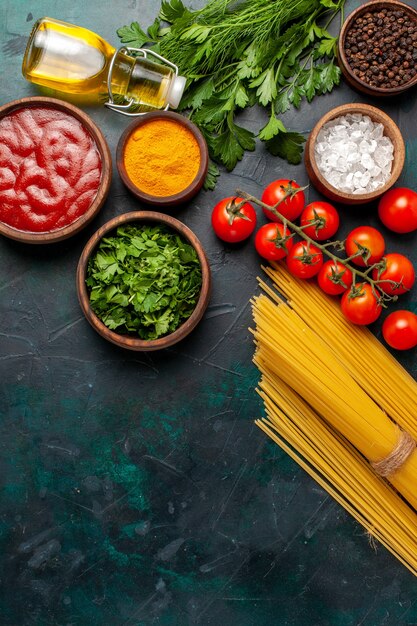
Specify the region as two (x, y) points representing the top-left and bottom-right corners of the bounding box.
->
(1, 1), (417, 624)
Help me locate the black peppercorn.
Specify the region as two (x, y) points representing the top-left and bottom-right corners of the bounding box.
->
(344, 6), (417, 89)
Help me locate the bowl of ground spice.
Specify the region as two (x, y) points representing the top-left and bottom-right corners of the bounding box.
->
(0, 96), (111, 243)
(338, 0), (417, 97)
(76, 211), (211, 350)
(116, 111), (209, 207)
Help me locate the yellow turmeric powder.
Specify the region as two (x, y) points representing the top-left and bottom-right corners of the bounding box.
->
(123, 118), (201, 197)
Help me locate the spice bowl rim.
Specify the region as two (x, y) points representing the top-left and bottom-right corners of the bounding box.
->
(337, 0), (417, 97)
(116, 110), (209, 207)
(0, 96), (112, 244)
(76, 210), (211, 351)
(305, 103), (405, 205)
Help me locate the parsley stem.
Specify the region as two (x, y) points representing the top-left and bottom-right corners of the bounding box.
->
(123, 0), (346, 176)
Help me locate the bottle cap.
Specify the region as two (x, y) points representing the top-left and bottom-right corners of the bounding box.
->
(167, 75), (186, 109)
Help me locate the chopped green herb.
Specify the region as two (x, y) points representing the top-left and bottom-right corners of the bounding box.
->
(117, 0), (345, 181)
(86, 224), (202, 340)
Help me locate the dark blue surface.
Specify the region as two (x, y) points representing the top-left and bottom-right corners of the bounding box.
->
(1, 1), (417, 625)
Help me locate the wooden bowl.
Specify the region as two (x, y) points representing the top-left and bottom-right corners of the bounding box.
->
(116, 111), (208, 207)
(338, 0), (417, 97)
(76, 211), (211, 351)
(0, 96), (111, 244)
(305, 103), (405, 205)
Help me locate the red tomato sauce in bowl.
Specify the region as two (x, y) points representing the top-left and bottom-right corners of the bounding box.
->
(0, 105), (102, 233)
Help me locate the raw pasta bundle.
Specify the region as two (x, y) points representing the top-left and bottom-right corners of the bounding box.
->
(253, 264), (417, 575)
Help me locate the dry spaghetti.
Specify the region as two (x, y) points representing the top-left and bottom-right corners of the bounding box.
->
(262, 262), (417, 440)
(253, 266), (417, 575)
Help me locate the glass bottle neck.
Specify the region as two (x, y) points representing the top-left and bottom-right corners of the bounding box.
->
(109, 51), (174, 111)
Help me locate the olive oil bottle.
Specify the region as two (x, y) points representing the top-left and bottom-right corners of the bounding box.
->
(22, 17), (186, 114)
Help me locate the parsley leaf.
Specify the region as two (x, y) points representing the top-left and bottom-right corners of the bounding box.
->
(303, 66), (323, 102)
(86, 225), (202, 340)
(265, 129), (306, 165)
(274, 89), (291, 115)
(318, 60), (341, 93)
(258, 114), (286, 142)
(117, 0), (345, 184)
(204, 160), (220, 191)
(117, 22), (156, 46)
(250, 67), (278, 106)
(179, 77), (215, 110)
(211, 115), (256, 171)
(320, 0), (341, 8)
(147, 18), (161, 41)
(159, 0), (187, 22)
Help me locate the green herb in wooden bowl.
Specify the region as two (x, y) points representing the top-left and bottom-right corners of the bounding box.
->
(77, 212), (211, 350)
(118, 0), (346, 188)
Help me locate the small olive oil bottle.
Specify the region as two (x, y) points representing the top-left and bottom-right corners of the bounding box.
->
(22, 17), (186, 115)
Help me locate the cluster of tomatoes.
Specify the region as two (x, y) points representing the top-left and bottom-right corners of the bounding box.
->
(211, 180), (417, 351)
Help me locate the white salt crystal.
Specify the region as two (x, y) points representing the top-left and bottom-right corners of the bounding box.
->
(360, 172), (371, 188)
(336, 157), (349, 173)
(359, 120), (371, 133)
(370, 180), (384, 191)
(359, 140), (372, 153)
(326, 152), (339, 168)
(314, 113), (394, 195)
(379, 137), (394, 151)
(369, 165), (382, 177)
(374, 151), (390, 168)
(370, 124), (384, 139)
(347, 152), (361, 164)
(328, 171), (342, 187)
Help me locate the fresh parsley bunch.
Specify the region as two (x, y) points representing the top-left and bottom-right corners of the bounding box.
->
(86, 225), (202, 340)
(118, 0), (345, 188)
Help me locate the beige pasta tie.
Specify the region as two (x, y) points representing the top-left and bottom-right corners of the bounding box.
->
(371, 430), (416, 478)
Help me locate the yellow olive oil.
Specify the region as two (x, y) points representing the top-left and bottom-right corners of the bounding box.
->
(22, 18), (183, 111)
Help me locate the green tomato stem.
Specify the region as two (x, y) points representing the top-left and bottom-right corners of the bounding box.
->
(236, 188), (400, 303)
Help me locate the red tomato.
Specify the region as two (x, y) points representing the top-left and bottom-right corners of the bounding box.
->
(317, 260), (353, 296)
(286, 241), (323, 279)
(345, 226), (385, 267)
(211, 196), (256, 243)
(382, 310), (417, 350)
(299, 202), (339, 241)
(255, 223), (294, 261)
(378, 187), (417, 234)
(341, 283), (382, 325)
(261, 179), (305, 222)
(372, 253), (415, 296)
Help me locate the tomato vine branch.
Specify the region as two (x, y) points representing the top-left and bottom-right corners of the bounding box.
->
(236, 188), (401, 304)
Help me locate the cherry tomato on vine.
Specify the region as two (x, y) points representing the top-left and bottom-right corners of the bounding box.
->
(299, 202), (340, 241)
(317, 260), (353, 296)
(378, 187), (417, 234)
(345, 226), (385, 267)
(261, 179), (306, 222)
(286, 241), (323, 279)
(255, 223), (294, 261)
(371, 253), (415, 296)
(211, 196), (257, 243)
(340, 283), (382, 325)
(382, 310), (417, 350)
